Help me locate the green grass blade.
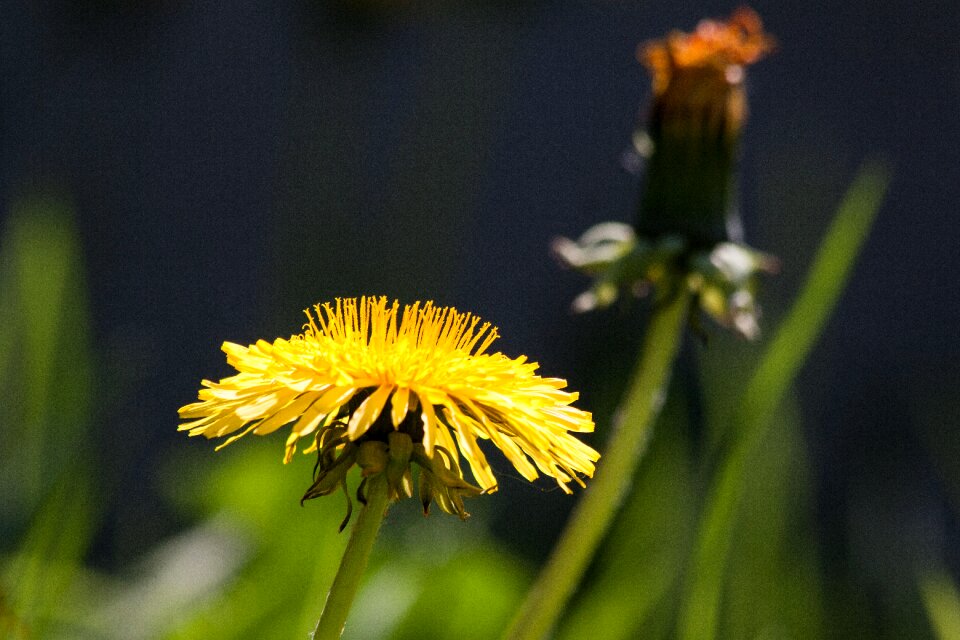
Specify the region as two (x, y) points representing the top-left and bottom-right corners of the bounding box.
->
(3, 473), (96, 638)
(678, 161), (890, 640)
(921, 572), (960, 640)
(0, 194), (92, 519)
(719, 398), (825, 639)
(0, 193), (97, 638)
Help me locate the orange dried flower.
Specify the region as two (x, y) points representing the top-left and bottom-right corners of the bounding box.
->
(640, 7), (774, 97)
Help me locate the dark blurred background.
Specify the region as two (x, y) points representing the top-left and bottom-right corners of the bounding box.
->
(2, 0), (959, 637)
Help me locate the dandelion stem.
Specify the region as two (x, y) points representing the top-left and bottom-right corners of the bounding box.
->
(504, 292), (690, 640)
(313, 475), (389, 640)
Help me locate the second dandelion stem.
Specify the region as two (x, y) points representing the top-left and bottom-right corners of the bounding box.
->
(503, 292), (690, 640)
(313, 475), (389, 640)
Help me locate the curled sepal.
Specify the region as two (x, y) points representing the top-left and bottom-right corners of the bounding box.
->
(554, 223), (777, 339)
(552, 222), (686, 313)
(301, 426), (357, 505)
(687, 242), (779, 339)
(301, 426), (359, 531)
(412, 444), (484, 519)
(385, 432), (414, 502)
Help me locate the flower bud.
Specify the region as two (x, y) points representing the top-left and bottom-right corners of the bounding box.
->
(554, 8), (777, 338)
(636, 7), (774, 247)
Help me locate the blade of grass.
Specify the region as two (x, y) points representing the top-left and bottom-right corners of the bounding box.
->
(0, 193), (97, 637)
(3, 473), (96, 638)
(720, 398), (824, 639)
(677, 161), (890, 640)
(0, 194), (92, 517)
(920, 571), (960, 640)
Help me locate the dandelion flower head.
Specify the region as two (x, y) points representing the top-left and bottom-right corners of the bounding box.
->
(179, 297), (599, 510)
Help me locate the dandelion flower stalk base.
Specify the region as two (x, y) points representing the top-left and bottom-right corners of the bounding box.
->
(313, 472), (390, 640)
(504, 292), (690, 640)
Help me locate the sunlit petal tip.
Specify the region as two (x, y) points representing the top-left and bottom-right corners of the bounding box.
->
(221, 340), (244, 352)
(282, 434), (299, 464)
(177, 403), (203, 418)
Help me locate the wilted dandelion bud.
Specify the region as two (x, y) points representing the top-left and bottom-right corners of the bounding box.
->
(637, 7), (773, 246)
(555, 8), (777, 338)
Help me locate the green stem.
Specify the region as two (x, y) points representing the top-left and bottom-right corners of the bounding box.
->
(503, 292), (690, 640)
(313, 476), (390, 640)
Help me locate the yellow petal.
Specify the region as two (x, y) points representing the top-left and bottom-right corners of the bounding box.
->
(235, 391), (284, 420)
(347, 385), (393, 440)
(418, 393), (439, 456)
(204, 412), (247, 439)
(391, 386), (410, 427)
(444, 405), (496, 490)
(253, 391), (322, 435)
(313, 385), (358, 415)
(276, 386), (358, 461)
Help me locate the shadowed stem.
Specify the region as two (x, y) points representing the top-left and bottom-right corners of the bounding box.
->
(504, 292), (690, 640)
(313, 475), (389, 640)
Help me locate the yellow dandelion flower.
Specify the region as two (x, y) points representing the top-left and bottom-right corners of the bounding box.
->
(179, 296), (598, 510)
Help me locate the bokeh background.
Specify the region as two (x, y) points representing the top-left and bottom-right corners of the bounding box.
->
(2, 1), (959, 638)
